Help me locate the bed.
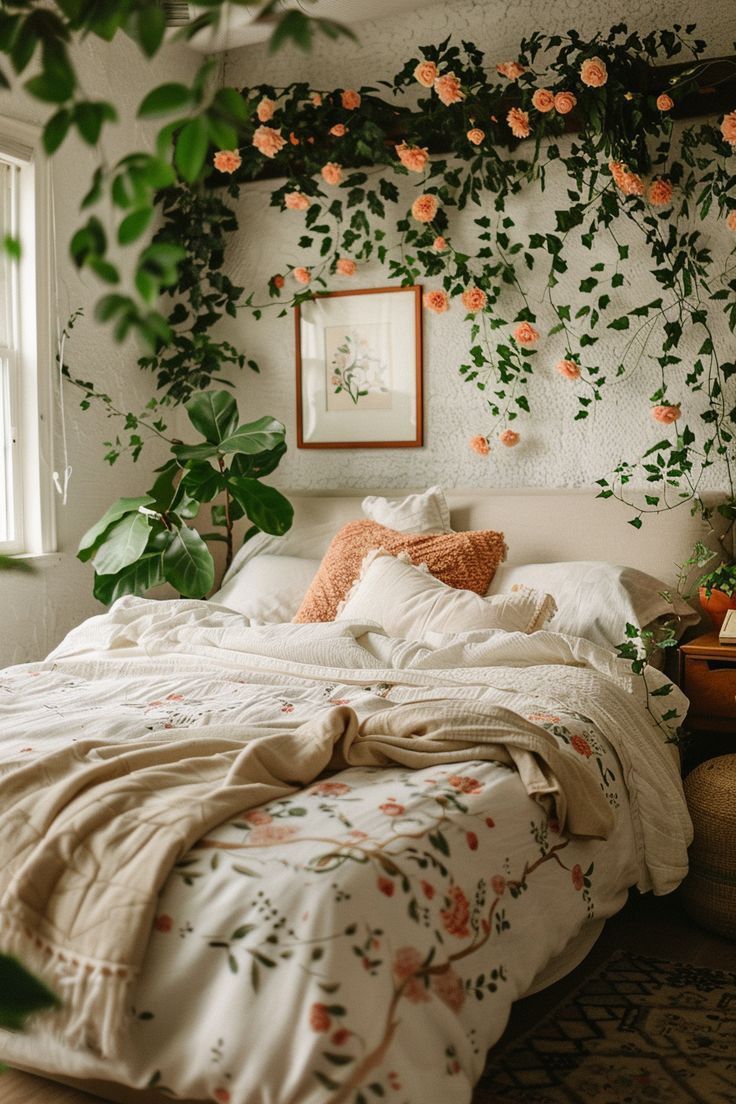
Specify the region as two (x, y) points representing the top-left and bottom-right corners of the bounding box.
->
(0, 487), (725, 1104)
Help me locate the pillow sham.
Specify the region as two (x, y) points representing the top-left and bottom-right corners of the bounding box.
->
(486, 560), (699, 649)
(293, 520), (507, 623)
(336, 549), (555, 638)
(361, 485), (451, 533)
(211, 555), (320, 623)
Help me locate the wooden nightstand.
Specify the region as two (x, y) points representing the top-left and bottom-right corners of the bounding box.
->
(679, 632), (736, 735)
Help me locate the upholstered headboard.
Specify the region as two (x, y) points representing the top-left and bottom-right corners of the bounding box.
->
(282, 487), (731, 590)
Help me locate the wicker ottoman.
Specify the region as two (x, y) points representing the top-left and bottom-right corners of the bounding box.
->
(681, 754), (736, 939)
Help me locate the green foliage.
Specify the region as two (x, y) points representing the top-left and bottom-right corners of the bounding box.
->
(698, 562), (736, 597)
(79, 391), (293, 601)
(0, 955), (59, 1035)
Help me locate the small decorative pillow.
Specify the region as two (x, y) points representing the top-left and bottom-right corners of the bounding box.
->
(210, 554), (320, 623)
(293, 520), (507, 623)
(336, 549), (555, 637)
(361, 485), (452, 533)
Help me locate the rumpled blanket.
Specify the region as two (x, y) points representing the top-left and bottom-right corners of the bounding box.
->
(0, 695), (611, 1059)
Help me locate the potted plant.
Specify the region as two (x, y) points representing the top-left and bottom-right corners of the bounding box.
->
(698, 561), (736, 632)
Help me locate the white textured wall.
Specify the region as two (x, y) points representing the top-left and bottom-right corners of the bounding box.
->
(0, 36), (200, 666)
(222, 0), (736, 492)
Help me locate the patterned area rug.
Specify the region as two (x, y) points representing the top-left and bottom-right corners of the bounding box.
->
(476, 951), (736, 1104)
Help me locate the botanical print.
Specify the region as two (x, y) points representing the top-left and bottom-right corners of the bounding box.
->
(325, 323), (392, 411)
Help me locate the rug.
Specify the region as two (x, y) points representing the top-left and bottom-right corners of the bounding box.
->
(476, 951), (736, 1104)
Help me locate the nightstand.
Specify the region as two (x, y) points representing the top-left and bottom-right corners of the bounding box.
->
(679, 632), (736, 735)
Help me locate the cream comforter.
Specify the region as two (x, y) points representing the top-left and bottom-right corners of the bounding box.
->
(0, 598), (692, 1104)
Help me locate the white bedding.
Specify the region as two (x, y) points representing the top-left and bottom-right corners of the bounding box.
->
(0, 599), (692, 1104)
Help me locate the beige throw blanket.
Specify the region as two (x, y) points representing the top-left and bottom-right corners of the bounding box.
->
(0, 701), (612, 1057)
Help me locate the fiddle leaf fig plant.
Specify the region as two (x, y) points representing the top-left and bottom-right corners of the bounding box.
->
(78, 391), (292, 604)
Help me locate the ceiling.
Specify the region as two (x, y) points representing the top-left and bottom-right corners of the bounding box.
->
(178, 0), (434, 53)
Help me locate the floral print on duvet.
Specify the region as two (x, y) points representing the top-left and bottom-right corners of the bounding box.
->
(0, 663), (637, 1104)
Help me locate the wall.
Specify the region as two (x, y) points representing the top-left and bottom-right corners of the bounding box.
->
(0, 35), (200, 666)
(222, 0), (736, 493)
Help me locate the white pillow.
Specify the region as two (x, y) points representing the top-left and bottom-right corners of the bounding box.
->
(487, 561), (699, 649)
(221, 522), (339, 588)
(336, 549), (556, 638)
(361, 486), (451, 533)
(211, 554), (320, 623)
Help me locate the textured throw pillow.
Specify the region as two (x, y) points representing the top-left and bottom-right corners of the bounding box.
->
(293, 520), (506, 623)
(336, 550), (555, 638)
(361, 485), (452, 533)
(487, 561), (700, 650)
(210, 555), (320, 623)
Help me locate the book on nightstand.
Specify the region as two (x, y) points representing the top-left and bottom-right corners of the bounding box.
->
(718, 607), (736, 644)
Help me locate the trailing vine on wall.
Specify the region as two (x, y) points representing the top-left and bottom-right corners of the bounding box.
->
(207, 23), (736, 553)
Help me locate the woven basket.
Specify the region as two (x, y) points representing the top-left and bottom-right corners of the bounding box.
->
(681, 753), (736, 939)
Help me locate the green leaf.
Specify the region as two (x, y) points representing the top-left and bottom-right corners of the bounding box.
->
(171, 442), (219, 463)
(92, 512), (151, 576)
(118, 206), (153, 245)
(226, 478), (293, 536)
(138, 82), (192, 119)
(0, 955), (59, 1031)
(25, 70), (74, 104)
(75, 102), (105, 146)
(149, 460), (180, 512)
(212, 87), (248, 123)
(219, 417), (286, 456)
(162, 525), (215, 597)
(174, 117), (209, 184)
(42, 108), (72, 154)
(185, 391), (239, 445)
(78, 495), (154, 561)
(269, 10), (312, 53)
(93, 551), (166, 605)
(179, 462), (224, 502)
(127, 5), (166, 57)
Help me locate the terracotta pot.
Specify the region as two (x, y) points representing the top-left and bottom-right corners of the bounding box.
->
(699, 586), (736, 632)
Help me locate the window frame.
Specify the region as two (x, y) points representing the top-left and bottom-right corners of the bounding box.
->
(0, 116), (54, 558)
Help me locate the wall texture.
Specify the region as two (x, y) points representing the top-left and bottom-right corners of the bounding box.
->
(222, 0), (736, 493)
(0, 36), (200, 666)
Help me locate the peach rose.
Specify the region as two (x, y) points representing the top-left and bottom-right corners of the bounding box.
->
(581, 56), (608, 88)
(341, 89), (361, 110)
(213, 149), (241, 174)
(497, 61), (525, 81)
(310, 92), (323, 107)
(461, 286), (487, 312)
(499, 429), (520, 447)
(272, 274), (285, 289)
(336, 257), (356, 276)
(330, 123), (346, 137)
(412, 193), (438, 222)
(728, 211), (736, 232)
(651, 404), (680, 424)
(513, 321), (539, 346)
(257, 96), (276, 122)
(556, 358), (581, 380)
(657, 93), (674, 112)
(321, 161), (343, 185)
(467, 127), (485, 145)
(554, 91), (577, 115)
(284, 191), (310, 210)
(532, 88), (555, 113)
(648, 177), (674, 207)
(720, 111), (736, 146)
(434, 72), (464, 106)
(414, 61), (438, 88)
(507, 107), (531, 138)
(470, 435), (490, 456)
(293, 267), (311, 285)
(433, 235), (448, 251)
(396, 142), (429, 173)
(610, 160), (644, 196)
(423, 289), (449, 313)
(252, 126), (286, 158)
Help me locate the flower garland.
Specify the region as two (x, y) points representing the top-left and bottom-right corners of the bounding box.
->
(208, 23), (736, 534)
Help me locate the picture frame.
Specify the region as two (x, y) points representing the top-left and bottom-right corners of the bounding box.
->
(295, 285), (423, 449)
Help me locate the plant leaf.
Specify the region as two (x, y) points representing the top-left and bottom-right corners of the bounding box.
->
(92, 512), (151, 576)
(137, 82), (192, 119)
(185, 391), (239, 444)
(162, 525), (215, 597)
(0, 955), (59, 1031)
(219, 417), (286, 456)
(174, 117), (209, 184)
(226, 478), (294, 536)
(93, 551), (166, 605)
(78, 495), (154, 561)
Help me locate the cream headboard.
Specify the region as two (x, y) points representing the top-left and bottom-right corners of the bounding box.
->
(283, 487), (730, 590)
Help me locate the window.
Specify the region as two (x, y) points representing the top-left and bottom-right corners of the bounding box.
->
(0, 119), (53, 556)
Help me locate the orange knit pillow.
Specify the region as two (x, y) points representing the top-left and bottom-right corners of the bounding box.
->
(293, 520), (507, 623)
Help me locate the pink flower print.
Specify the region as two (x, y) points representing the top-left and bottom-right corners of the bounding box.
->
(378, 876), (395, 897)
(331, 1028), (351, 1045)
(448, 774), (483, 794)
(213, 1089), (231, 1104)
(243, 808), (272, 826)
(421, 880), (435, 900)
(440, 885), (470, 938)
(281, 703), (295, 713)
(309, 1002), (331, 1032)
(490, 875), (506, 896)
(311, 781), (351, 796)
(466, 831), (478, 851)
(248, 825), (299, 846)
(380, 800), (405, 816)
(572, 864), (584, 891)
(571, 733), (593, 757)
(166, 693), (184, 702)
(485, 816), (495, 828)
(388, 1071), (402, 1092)
(393, 945), (423, 980)
(154, 914), (173, 933)
(432, 967), (465, 1012)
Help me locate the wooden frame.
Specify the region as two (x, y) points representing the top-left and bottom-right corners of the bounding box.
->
(295, 284), (423, 449)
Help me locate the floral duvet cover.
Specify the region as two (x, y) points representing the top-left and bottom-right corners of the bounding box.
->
(0, 599), (691, 1104)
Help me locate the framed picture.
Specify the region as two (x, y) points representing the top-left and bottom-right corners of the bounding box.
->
(295, 285), (423, 449)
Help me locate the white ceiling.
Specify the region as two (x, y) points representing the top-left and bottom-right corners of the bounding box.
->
(182, 0), (434, 53)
